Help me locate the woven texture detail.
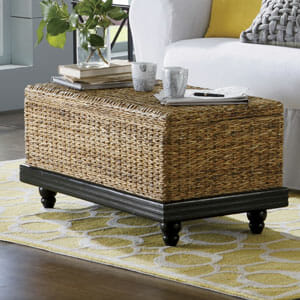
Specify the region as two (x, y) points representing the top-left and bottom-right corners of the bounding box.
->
(241, 0), (300, 47)
(25, 83), (283, 202)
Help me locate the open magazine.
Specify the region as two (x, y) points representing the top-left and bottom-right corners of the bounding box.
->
(155, 87), (249, 106)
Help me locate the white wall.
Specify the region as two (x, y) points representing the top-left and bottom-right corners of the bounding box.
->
(0, 0), (3, 56)
(0, 0), (73, 112)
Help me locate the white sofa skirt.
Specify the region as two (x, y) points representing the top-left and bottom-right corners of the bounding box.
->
(284, 109), (300, 190)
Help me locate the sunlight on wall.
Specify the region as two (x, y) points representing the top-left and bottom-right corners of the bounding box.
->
(111, 0), (130, 46)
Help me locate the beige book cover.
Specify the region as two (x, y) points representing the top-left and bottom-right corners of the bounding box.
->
(58, 60), (131, 79)
(64, 72), (132, 84)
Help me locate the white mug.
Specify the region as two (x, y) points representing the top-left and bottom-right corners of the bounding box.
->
(162, 67), (188, 98)
(131, 62), (157, 92)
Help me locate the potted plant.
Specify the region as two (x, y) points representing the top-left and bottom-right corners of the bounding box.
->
(36, 0), (127, 67)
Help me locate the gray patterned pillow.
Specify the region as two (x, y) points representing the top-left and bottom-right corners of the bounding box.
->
(240, 0), (300, 47)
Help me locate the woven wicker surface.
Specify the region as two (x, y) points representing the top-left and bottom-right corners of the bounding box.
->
(25, 83), (283, 202)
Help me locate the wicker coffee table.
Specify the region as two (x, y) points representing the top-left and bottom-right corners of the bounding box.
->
(20, 83), (288, 246)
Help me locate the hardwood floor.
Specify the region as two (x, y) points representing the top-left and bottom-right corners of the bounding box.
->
(0, 110), (239, 300)
(0, 110), (25, 160)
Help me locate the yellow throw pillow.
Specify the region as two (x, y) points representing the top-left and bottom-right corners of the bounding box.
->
(205, 0), (262, 38)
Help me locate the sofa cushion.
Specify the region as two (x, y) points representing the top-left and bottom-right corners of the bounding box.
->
(164, 38), (300, 108)
(206, 0), (261, 38)
(241, 0), (300, 47)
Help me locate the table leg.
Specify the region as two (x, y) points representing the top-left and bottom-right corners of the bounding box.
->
(39, 187), (57, 209)
(247, 210), (267, 234)
(160, 222), (182, 246)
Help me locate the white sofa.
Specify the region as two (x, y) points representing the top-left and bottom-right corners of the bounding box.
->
(129, 0), (300, 190)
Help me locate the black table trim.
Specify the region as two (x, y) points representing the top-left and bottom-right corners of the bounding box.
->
(19, 164), (289, 246)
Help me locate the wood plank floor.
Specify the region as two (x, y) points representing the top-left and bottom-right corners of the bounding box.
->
(0, 110), (239, 300)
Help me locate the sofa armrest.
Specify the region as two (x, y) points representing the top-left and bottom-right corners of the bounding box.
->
(129, 0), (211, 78)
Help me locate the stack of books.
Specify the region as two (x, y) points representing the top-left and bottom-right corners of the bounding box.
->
(52, 60), (132, 90)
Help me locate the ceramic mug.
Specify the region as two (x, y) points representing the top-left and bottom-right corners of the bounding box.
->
(131, 62), (157, 92)
(162, 67), (189, 98)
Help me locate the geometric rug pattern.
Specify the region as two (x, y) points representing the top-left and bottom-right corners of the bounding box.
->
(1, 160), (300, 300)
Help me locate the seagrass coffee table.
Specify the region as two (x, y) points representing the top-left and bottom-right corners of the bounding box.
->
(20, 83), (288, 246)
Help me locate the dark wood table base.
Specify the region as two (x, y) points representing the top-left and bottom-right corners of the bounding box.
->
(20, 164), (289, 246)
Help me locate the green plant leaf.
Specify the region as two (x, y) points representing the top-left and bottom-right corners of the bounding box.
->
(88, 34), (104, 48)
(95, 0), (104, 13)
(98, 16), (111, 29)
(76, 0), (94, 16)
(62, 2), (69, 16)
(46, 32), (66, 48)
(79, 30), (89, 50)
(47, 18), (69, 36)
(35, 20), (46, 46)
(40, 0), (56, 21)
(107, 7), (127, 21)
(102, 0), (113, 11)
(86, 17), (98, 30)
(93, 0), (103, 7)
(81, 41), (89, 51)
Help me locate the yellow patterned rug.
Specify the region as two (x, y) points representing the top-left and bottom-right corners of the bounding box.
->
(1, 160), (300, 300)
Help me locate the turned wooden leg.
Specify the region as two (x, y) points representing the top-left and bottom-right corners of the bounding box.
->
(39, 187), (57, 208)
(160, 222), (181, 246)
(247, 210), (267, 234)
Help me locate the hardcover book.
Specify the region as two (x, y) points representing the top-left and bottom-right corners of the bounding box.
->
(58, 60), (131, 79)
